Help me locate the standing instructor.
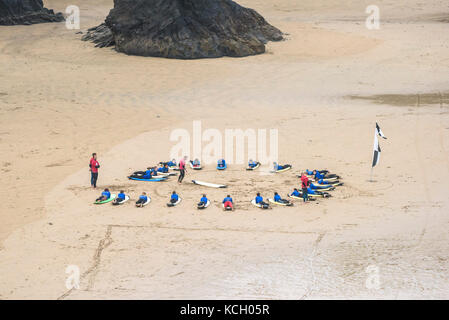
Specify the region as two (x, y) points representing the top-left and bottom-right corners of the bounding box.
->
(89, 153), (100, 188)
(178, 156), (187, 184)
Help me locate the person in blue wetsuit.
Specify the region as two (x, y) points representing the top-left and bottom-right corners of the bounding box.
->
(310, 182), (331, 190)
(136, 192), (148, 207)
(198, 194), (209, 208)
(274, 192), (282, 202)
(157, 164), (169, 173)
(162, 159), (177, 168)
(130, 167), (153, 179)
(113, 190), (127, 205)
(314, 171), (325, 180)
(248, 159), (258, 168)
(223, 195), (233, 210)
(170, 191), (179, 204)
(142, 168), (153, 179)
(273, 162), (290, 171)
(307, 187), (317, 195)
(274, 192), (291, 205)
(291, 188), (301, 197)
(273, 162), (281, 171)
(255, 193), (269, 208)
(217, 159), (226, 168)
(96, 188), (111, 202)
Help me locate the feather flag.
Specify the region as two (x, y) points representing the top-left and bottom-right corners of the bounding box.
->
(372, 123), (387, 167)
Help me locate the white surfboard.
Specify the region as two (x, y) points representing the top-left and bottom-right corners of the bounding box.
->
(157, 172), (176, 177)
(113, 195), (130, 205)
(271, 165), (292, 173)
(251, 199), (262, 208)
(268, 198), (293, 206)
(251, 199), (269, 209)
(167, 197), (182, 207)
(246, 162), (260, 171)
(198, 200), (210, 209)
(136, 196), (151, 207)
(192, 180), (227, 188)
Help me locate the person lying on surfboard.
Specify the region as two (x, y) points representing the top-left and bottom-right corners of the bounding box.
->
(96, 188), (111, 202)
(310, 182), (333, 190)
(168, 159), (177, 167)
(273, 162), (290, 171)
(157, 164), (169, 173)
(129, 167), (153, 179)
(306, 169), (328, 176)
(307, 187), (318, 195)
(135, 192), (148, 207)
(217, 159), (226, 168)
(255, 193), (269, 207)
(274, 192), (291, 205)
(248, 159), (258, 168)
(291, 188), (301, 197)
(192, 158), (201, 167)
(169, 191), (179, 205)
(159, 159), (177, 168)
(223, 195), (233, 210)
(198, 194), (209, 208)
(310, 169), (339, 180)
(113, 190), (127, 205)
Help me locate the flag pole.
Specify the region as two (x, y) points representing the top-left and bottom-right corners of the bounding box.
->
(369, 166), (374, 182)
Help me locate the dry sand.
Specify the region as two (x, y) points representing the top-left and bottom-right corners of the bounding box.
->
(0, 0), (448, 299)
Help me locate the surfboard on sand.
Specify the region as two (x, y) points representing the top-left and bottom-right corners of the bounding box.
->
(112, 195), (130, 205)
(268, 198), (293, 206)
(246, 162), (260, 171)
(167, 198), (182, 207)
(251, 199), (269, 209)
(136, 196), (151, 207)
(192, 180), (227, 188)
(197, 200), (210, 209)
(94, 194), (116, 204)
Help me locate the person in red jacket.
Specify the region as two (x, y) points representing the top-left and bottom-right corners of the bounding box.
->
(89, 153), (100, 188)
(178, 156), (187, 184)
(301, 173), (310, 202)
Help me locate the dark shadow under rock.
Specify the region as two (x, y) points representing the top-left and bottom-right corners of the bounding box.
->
(83, 0), (283, 59)
(0, 0), (64, 25)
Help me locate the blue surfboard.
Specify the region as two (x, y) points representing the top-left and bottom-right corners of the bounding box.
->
(128, 176), (167, 182)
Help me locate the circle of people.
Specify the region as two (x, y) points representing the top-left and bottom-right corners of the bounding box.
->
(93, 156), (342, 210)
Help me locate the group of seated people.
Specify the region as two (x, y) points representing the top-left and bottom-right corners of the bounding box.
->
(96, 189), (148, 206)
(254, 192), (290, 206)
(306, 169), (339, 180)
(98, 164), (339, 207)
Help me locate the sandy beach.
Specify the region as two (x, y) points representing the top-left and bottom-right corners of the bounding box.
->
(0, 0), (448, 299)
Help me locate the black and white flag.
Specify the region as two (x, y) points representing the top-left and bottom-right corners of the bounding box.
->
(372, 122), (387, 167)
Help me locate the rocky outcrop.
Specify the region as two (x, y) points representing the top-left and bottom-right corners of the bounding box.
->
(83, 23), (114, 48)
(82, 0), (283, 59)
(0, 0), (64, 25)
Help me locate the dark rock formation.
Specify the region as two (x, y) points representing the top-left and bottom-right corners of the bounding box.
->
(0, 0), (64, 25)
(82, 0), (283, 59)
(83, 23), (114, 48)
